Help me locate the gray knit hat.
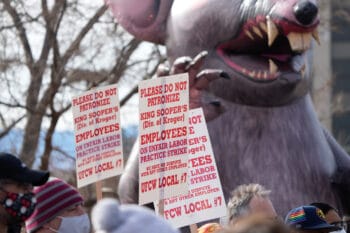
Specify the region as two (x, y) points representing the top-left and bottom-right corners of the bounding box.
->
(92, 198), (180, 233)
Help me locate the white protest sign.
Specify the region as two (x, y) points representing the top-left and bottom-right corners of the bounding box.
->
(156, 108), (226, 228)
(138, 73), (189, 205)
(72, 84), (123, 188)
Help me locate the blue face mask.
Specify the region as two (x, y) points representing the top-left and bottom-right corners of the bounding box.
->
(49, 214), (91, 233)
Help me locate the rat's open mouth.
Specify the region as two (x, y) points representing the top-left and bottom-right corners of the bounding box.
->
(216, 15), (319, 82)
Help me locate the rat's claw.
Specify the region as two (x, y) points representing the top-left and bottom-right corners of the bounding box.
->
(203, 101), (225, 121)
(192, 93), (225, 122)
(170, 56), (192, 74)
(185, 51), (208, 71)
(157, 63), (170, 77)
(209, 100), (221, 107)
(195, 69), (229, 89)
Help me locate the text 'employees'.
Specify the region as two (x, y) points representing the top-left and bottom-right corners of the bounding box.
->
(140, 126), (187, 145)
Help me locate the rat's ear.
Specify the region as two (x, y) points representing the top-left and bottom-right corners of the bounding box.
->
(106, 0), (173, 44)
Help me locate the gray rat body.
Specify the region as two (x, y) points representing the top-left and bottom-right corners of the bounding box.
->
(107, 0), (350, 217)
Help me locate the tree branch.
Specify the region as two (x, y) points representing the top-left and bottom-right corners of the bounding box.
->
(107, 38), (141, 84)
(3, 0), (34, 68)
(61, 4), (108, 66)
(119, 54), (163, 106)
(37, 0), (66, 73)
(0, 115), (25, 139)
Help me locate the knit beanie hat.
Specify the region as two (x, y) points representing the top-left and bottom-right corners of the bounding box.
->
(25, 177), (84, 233)
(92, 198), (180, 233)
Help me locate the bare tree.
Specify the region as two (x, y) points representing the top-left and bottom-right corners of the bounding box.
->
(0, 1), (166, 169)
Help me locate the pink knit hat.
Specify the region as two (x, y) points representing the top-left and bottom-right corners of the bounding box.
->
(25, 177), (84, 233)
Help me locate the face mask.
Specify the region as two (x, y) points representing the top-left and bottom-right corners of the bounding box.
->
(0, 190), (36, 222)
(49, 213), (90, 233)
(331, 229), (347, 233)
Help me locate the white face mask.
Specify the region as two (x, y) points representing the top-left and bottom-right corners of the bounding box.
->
(49, 213), (91, 233)
(330, 229), (347, 233)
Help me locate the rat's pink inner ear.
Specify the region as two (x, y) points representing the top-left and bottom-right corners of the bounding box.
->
(107, 0), (173, 44)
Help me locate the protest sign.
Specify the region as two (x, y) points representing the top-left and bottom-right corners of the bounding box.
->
(72, 84), (123, 188)
(139, 73), (189, 205)
(156, 108), (226, 228)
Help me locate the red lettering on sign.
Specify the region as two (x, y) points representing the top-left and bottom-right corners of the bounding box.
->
(183, 199), (212, 214)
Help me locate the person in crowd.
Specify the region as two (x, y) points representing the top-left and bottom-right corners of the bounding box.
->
(197, 222), (222, 233)
(343, 216), (350, 233)
(310, 202), (347, 233)
(216, 214), (289, 233)
(285, 205), (341, 233)
(91, 198), (180, 233)
(25, 177), (90, 233)
(0, 152), (49, 233)
(225, 183), (277, 226)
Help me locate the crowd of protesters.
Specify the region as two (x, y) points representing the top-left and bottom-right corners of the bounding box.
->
(0, 152), (349, 233)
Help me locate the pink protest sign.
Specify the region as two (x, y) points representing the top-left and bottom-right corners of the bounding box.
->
(138, 73), (189, 205)
(72, 84), (123, 188)
(156, 108), (226, 228)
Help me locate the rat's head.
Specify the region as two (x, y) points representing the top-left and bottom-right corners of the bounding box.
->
(108, 0), (320, 106)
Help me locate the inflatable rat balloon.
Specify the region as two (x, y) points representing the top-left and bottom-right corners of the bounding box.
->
(107, 0), (350, 217)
